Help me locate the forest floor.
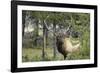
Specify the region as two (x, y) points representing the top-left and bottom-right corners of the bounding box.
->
(22, 48), (64, 62)
(22, 47), (90, 62)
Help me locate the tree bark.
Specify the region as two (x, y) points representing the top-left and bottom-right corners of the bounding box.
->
(42, 20), (46, 60)
(46, 29), (48, 49)
(22, 11), (26, 37)
(53, 21), (57, 59)
(35, 20), (39, 46)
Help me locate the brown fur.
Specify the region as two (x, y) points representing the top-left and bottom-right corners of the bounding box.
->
(56, 35), (80, 60)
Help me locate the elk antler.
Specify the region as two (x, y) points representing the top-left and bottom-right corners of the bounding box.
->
(44, 15), (57, 36)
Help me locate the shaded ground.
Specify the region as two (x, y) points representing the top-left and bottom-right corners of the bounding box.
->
(22, 47), (90, 62)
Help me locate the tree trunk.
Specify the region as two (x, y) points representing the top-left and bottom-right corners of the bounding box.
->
(45, 28), (48, 49)
(22, 24), (25, 37)
(22, 11), (26, 37)
(53, 22), (57, 59)
(42, 20), (46, 60)
(35, 20), (39, 46)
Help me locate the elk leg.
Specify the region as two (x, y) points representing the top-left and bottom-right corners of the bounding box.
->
(64, 55), (66, 60)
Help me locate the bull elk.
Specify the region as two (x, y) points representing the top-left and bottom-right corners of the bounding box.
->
(44, 17), (80, 60)
(56, 34), (80, 60)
